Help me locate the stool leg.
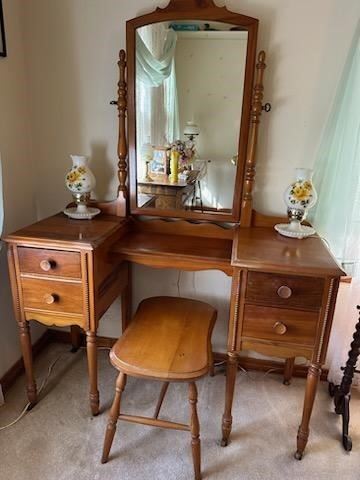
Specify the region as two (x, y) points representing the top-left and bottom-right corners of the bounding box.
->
(189, 382), (201, 480)
(154, 382), (170, 419)
(101, 372), (127, 464)
(208, 344), (215, 377)
(70, 325), (82, 353)
(283, 357), (295, 385)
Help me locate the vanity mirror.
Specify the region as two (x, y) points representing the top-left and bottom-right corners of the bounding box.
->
(126, 0), (261, 222)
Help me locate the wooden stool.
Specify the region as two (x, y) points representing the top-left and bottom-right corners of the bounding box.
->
(101, 296), (217, 480)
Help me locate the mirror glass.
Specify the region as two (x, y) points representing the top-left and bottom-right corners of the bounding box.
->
(135, 20), (248, 213)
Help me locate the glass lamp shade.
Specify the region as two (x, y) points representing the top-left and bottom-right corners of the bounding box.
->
(184, 121), (200, 139)
(274, 168), (318, 238)
(284, 168), (317, 212)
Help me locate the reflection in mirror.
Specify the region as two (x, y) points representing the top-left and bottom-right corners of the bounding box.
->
(135, 21), (248, 212)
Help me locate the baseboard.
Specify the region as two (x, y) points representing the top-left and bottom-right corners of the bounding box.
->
(0, 330), (52, 394)
(0, 329), (328, 395)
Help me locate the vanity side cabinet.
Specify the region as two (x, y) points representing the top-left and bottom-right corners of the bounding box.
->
(222, 226), (344, 456)
(231, 270), (340, 364)
(4, 213), (129, 415)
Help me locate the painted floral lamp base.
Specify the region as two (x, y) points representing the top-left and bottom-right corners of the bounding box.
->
(275, 168), (317, 239)
(64, 155), (100, 220)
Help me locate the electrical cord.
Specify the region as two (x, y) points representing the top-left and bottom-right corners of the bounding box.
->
(0, 345), (111, 431)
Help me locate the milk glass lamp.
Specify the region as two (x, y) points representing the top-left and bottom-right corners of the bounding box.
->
(184, 121), (200, 142)
(275, 168), (317, 239)
(64, 155), (100, 220)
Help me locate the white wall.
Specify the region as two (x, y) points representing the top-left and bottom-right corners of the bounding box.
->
(22, 0), (360, 218)
(176, 32), (247, 209)
(11, 1), (360, 357)
(0, 0), (44, 379)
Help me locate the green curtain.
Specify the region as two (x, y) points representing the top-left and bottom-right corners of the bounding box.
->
(136, 28), (180, 145)
(136, 29), (177, 87)
(311, 23), (360, 277)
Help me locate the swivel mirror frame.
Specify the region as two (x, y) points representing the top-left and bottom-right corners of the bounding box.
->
(112, 0), (266, 225)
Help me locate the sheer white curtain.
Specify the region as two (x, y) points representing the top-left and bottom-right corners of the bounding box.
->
(136, 24), (180, 158)
(311, 24), (360, 385)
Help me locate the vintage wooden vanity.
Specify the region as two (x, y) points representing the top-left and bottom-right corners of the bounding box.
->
(5, 0), (343, 461)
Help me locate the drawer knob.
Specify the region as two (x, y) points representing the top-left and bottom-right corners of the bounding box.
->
(44, 294), (58, 305)
(40, 259), (56, 271)
(277, 285), (292, 299)
(273, 321), (287, 335)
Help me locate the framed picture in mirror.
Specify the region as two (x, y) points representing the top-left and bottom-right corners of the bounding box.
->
(0, 0), (6, 58)
(150, 147), (169, 175)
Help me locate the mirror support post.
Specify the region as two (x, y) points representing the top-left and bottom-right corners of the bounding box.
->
(241, 51), (266, 227)
(116, 49), (128, 217)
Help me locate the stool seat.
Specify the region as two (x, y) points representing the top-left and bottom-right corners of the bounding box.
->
(110, 296), (216, 381)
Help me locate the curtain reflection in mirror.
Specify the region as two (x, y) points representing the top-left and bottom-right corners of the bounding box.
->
(136, 24), (180, 181)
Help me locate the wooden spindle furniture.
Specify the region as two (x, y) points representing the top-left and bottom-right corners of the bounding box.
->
(101, 296), (217, 480)
(4, 0), (344, 462)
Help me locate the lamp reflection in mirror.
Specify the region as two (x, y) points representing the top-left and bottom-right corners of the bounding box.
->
(141, 137), (154, 182)
(184, 121), (200, 142)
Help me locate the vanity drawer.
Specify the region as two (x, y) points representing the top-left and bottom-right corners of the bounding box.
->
(246, 272), (324, 310)
(242, 305), (318, 346)
(18, 247), (81, 278)
(21, 277), (83, 315)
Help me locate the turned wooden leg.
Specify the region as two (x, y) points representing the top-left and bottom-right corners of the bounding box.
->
(295, 363), (322, 459)
(86, 331), (99, 416)
(221, 352), (238, 446)
(189, 382), (201, 480)
(121, 262), (132, 333)
(70, 325), (82, 353)
(283, 357), (295, 385)
(154, 382), (170, 419)
(18, 321), (37, 407)
(101, 372), (127, 464)
(208, 343), (215, 377)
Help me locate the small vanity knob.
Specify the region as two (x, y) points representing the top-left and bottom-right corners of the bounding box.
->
(273, 321), (287, 335)
(44, 294), (57, 305)
(277, 285), (292, 299)
(40, 259), (55, 271)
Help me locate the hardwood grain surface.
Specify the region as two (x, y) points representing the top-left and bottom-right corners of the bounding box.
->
(232, 227), (345, 276)
(110, 297), (217, 381)
(4, 213), (127, 249)
(111, 231), (233, 274)
(22, 277), (83, 315)
(18, 247), (81, 278)
(242, 305), (318, 346)
(246, 272), (324, 311)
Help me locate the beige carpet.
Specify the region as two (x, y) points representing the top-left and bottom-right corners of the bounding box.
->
(1, 343), (360, 480)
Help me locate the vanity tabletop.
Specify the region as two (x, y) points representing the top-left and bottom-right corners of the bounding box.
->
(232, 227), (345, 277)
(4, 212), (127, 249)
(111, 230), (233, 274)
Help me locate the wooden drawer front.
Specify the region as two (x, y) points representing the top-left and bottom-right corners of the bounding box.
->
(242, 305), (318, 346)
(18, 248), (81, 278)
(22, 278), (83, 315)
(246, 272), (324, 310)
